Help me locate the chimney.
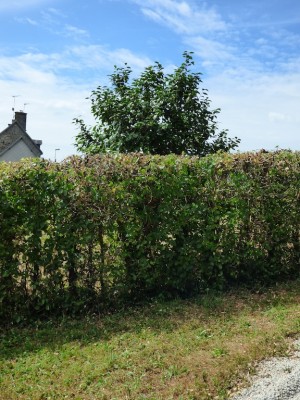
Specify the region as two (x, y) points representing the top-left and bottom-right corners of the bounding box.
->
(14, 111), (27, 131)
(33, 139), (42, 149)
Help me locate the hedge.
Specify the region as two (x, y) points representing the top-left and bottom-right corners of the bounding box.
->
(0, 151), (299, 321)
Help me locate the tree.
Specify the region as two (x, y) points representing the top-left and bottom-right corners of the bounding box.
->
(74, 52), (240, 156)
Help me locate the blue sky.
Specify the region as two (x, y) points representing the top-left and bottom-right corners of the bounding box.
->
(0, 0), (299, 160)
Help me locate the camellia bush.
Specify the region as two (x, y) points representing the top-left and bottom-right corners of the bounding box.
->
(0, 150), (299, 322)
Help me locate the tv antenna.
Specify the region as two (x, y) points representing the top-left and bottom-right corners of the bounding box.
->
(12, 95), (21, 118)
(23, 103), (29, 111)
(55, 148), (60, 162)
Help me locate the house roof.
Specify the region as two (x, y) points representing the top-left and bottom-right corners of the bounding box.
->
(0, 118), (43, 158)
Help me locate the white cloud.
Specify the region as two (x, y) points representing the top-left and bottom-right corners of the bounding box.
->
(0, 57), (56, 84)
(133, 0), (236, 69)
(17, 8), (85, 42)
(176, 1), (191, 17)
(64, 24), (89, 39)
(186, 36), (234, 63)
(68, 46), (152, 73)
(134, 0), (227, 35)
(206, 70), (300, 151)
(40, 7), (62, 26)
(268, 112), (292, 123)
(141, 8), (163, 24)
(15, 16), (39, 25)
(0, 44), (152, 78)
(47, 7), (65, 18)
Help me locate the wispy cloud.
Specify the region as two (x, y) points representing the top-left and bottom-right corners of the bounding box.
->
(47, 7), (66, 18)
(268, 112), (292, 123)
(15, 7), (90, 43)
(134, 0), (227, 35)
(67, 46), (152, 74)
(186, 36), (234, 63)
(64, 25), (89, 40)
(39, 7), (67, 27)
(132, 0), (233, 66)
(15, 16), (39, 26)
(133, 0), (300, 77)
(0, 46), (152, 81)
(0, 56), (56, 84)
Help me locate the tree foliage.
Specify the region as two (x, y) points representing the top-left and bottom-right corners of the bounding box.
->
(75, 52), (240, 156)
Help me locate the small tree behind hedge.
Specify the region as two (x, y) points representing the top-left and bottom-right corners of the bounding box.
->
(74, 52), (240, 156)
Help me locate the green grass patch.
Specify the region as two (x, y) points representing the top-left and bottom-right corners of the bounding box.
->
(1, 280), (300, 399)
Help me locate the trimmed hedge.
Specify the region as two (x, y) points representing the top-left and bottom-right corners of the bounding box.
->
(0, 151), (299, 321)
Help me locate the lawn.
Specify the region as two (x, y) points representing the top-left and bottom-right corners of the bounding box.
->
(1, 281), (300, 399)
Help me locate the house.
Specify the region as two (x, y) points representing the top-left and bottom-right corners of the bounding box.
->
(0, 111), (43, 161)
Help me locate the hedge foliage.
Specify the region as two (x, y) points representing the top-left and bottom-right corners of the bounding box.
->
(0, 151), (299, 321)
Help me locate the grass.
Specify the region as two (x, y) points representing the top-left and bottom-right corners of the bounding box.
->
(2, 281), (300, 399)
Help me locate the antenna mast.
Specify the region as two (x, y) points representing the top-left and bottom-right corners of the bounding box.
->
(12, 95), (21, 119)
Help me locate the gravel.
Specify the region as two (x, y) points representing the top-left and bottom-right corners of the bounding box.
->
(231, 339), (300, 400)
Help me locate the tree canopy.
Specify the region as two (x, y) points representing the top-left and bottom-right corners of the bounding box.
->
(74, 52), (240, 156)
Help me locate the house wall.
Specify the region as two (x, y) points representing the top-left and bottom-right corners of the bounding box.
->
(0, 139), (38, 162)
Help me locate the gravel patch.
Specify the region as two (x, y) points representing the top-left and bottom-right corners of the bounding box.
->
(231, 339), (300, 400)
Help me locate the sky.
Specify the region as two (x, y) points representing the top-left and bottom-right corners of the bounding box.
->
(0, 0), (299, 161)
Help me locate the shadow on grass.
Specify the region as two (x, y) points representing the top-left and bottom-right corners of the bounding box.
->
(1, 280), (300, 362)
